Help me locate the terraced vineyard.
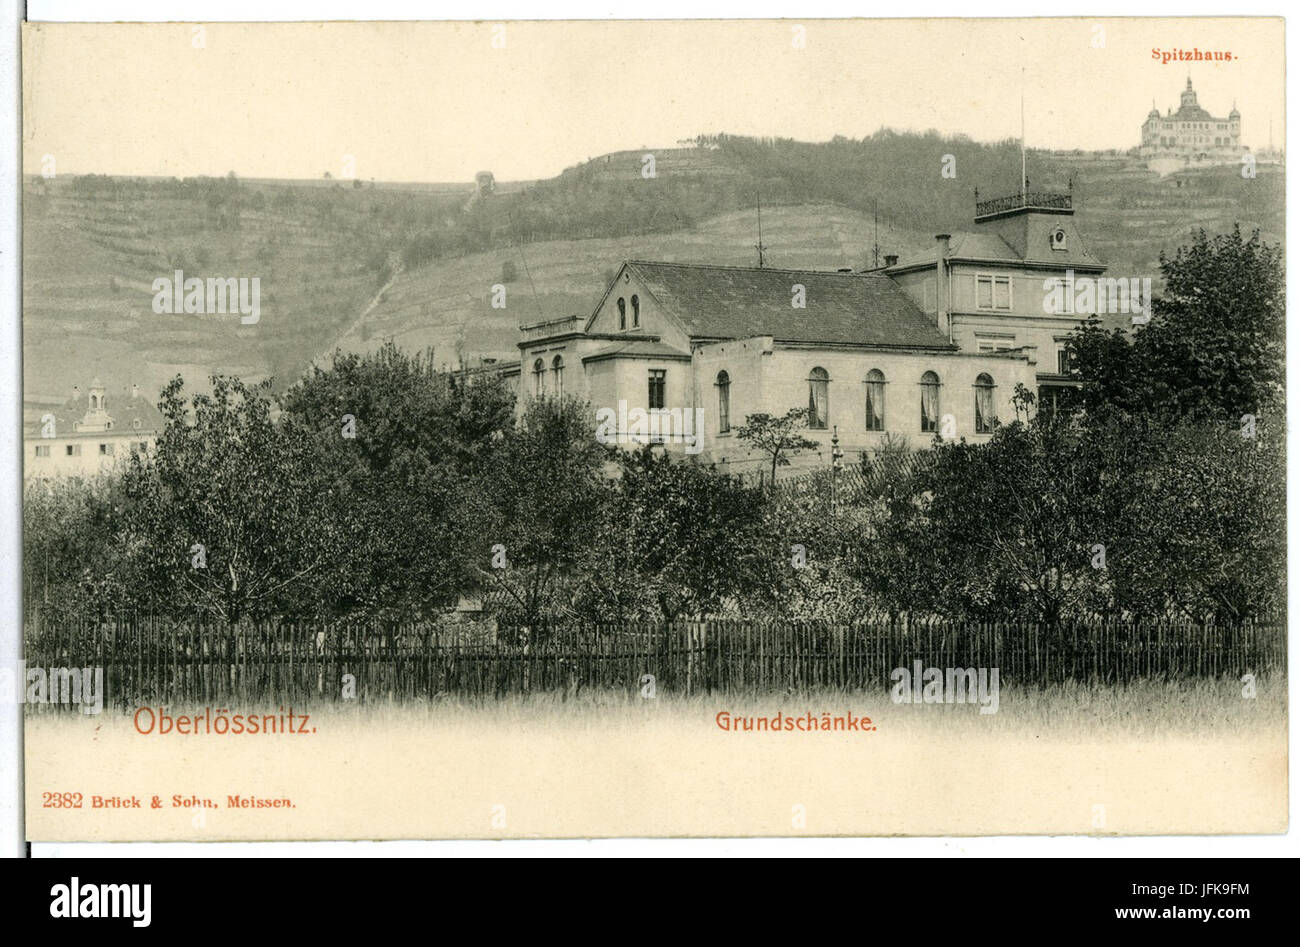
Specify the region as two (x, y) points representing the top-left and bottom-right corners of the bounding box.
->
(22, 144), (1283, 426)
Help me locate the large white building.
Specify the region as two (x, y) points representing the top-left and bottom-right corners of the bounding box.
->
(25, 378), (163, 481)
(1140, 78), (1241, 162)
(504, 185), (1108, 476)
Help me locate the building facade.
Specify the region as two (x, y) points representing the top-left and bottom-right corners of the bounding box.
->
(504, 186), (1105, 476)
(1140, 78), (1241, 161)
(25, 379), (163, 481)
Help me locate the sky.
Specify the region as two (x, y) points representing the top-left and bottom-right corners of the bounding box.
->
(22, 18), (1285, 183)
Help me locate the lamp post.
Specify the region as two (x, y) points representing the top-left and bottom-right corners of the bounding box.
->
(830, 425), (844, 516)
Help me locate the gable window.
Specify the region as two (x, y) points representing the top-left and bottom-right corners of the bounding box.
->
(631, 295), (640, 328)
(865, 369), (886, 431)
(532, 358), (546, 396)
(716, 370), (731, 434)
(920, 371), (940, 433)
(648, 369), (666, 410)
(551, 355), (564, 397)
(808, 367), (829, 430)
(974, 373), (996, 434)
(617, 297), (627, 330)
(976, 274), (1012, 311)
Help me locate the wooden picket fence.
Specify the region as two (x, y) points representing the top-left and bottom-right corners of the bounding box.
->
(22, 614), (1286, 708)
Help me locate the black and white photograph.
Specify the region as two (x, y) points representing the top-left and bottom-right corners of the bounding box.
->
(2, 8), (1290, 877)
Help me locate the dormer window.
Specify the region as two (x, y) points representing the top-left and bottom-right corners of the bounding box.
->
(1049, 227), (1068, 251)
(132, 418), (142, 430)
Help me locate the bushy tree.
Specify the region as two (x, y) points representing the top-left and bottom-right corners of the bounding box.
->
(1068, 226), (1283, 422)
(279, 344), (515, 620)
(571, 447), (773, 621)
(477, 396), (612, 626)
(123, 375), (338, 622)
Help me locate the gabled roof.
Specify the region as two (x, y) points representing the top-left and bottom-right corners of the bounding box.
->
(620, 261), (953, 350)
(28, 388), (165, 439)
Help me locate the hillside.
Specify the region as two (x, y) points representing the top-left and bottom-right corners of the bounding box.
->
(22, 132), (1284, 420)
(338, 202), (927, 366)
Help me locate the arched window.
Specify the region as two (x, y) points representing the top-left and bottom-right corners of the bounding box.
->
(716, 370), (731, 433)
(865, 369), (886, 431)
(807, 367), (829, 430)
(552, 355), (565, 397)
(920, 371), (940, 433)
(617, 297), (627, 330)
(631, 295), (640, 328)
(533, 358), (546, 396)
(974, 373), (996, 433)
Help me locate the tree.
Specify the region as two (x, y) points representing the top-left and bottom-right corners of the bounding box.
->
(1068, 226), (1284, 422)
(477, 396), (612, 627)
(124, 375), (339, 622)
(279, 343), (514, 620)
(23, 475), (139, 625)
(735, 407), (820, 488)
(571, 447), (772, 621)
(882, 419), (1109, 625)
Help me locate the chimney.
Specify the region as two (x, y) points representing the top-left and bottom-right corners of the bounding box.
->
(131, 383), (139, 399)
(934, 234), (951, 337)
(71, 385), (80, 402)
(884, 254), (898, 268)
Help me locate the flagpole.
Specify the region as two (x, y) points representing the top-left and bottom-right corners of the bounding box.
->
(1020, 68), (1026, 196)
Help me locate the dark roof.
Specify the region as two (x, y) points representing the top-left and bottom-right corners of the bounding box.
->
(624, 261), (952, 349)
(1173, 103), (1217, 122)
(892, 232), (1019, 267)
(29, 388), (165, 438)
(888, 221), (1105, 271)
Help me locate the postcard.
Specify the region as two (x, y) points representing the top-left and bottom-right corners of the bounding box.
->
(19, 17), (1286, 840)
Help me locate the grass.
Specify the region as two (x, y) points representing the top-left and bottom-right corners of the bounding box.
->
(39, 673), (1285, 742)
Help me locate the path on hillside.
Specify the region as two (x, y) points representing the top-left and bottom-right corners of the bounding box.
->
(304, 263), (408, 377)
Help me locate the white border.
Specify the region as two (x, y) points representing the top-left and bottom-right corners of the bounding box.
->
(4, 0), (1295, 859)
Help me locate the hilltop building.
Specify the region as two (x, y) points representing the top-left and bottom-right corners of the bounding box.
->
(25, 378), (164, 481)
(500, 186), (1107, 476)
(1140, 78), (1242, 164)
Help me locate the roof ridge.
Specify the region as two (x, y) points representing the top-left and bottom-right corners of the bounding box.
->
(626, 259), (885, 278)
